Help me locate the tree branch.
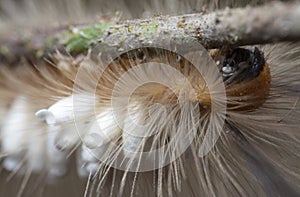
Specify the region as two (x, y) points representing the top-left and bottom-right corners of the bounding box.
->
(1, 1), (300, 65)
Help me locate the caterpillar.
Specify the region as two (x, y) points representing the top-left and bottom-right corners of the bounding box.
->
(0, 0), (299, 197)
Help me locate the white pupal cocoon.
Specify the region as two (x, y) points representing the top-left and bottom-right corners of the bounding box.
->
(77, 143), (114, 177)
(1, 95), (58, 174)
(35, 97), (73, 125)
(36, 94), (95, 151)
(35, 94), (95, 125)
(26, 121), (47, 173)
(34, 93), (96, 177)
(77, 145), (99, 177)
(0, 101), (9, 129)
(0, 96), (48, 173)
(78, 108), (122, 177)
(77, 139), (118, 177)
(1, 96), (29, 154)
(46, 125), (69, 177)
(51, 120), (92, 152)
(1, 96), (31, 171)
(83, 108), (122, 149)
(122, 103), (148, 161)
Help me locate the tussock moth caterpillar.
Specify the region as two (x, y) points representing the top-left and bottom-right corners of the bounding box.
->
(0, 0), (299, 197)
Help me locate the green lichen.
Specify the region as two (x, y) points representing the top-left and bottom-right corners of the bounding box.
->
(138, 22), (159, 35)
(61, 21), (115, 54)
(128, 25), (134, 32)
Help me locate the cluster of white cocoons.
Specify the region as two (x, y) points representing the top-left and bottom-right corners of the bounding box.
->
(0, 94), (144, 178)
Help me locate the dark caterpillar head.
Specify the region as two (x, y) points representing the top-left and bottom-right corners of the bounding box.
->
(212, 47), (270, 110)
(218, 47), (265, 85)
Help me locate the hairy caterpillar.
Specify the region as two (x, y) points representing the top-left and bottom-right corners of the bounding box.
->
(0, 0), (300, 197)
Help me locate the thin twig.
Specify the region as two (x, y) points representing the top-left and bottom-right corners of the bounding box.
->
(0, 1), (300, 65)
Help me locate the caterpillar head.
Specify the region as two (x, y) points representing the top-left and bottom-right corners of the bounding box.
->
(211, 47), (271, 110)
